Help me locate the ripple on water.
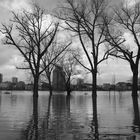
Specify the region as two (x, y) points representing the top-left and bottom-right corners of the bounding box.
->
(0, 91), (139, 139)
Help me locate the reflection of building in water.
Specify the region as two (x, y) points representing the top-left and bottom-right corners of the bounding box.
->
(0, 73), (3, 83)
(52, 66), (65, 91)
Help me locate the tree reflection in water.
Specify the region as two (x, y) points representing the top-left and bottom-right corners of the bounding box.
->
(20, 96), (39, 140)
(18, 91), (140, 140)
(48, 94), (71, 139)
(20, 93), (72, 140)
(40, 93), (52, 139)
(6, 91), (140, 140)
(132, 96), (140, 133)
(20, 92), (53, 140)
(19, 92), (101, 140)
(89, 94), (99, 140)
(66, 94), (71, 122)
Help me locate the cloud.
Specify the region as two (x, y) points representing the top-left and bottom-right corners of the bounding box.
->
(97, 58), (132, 83)
(0, 0), (135, 84)
(0, 42), (26, 81)
(0, 0), (32, 12)
(0, 32), (5, 40)
(0, 45), (18, 66)
(0, 65), (26, 82)
(123, 0), (140, 7)
(34, 0), (63, 10)
(39, 14), (56, 33)
(0, 53), (27, 82)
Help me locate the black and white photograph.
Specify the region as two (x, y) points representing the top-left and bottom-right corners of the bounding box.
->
(0, 0), (140, 139)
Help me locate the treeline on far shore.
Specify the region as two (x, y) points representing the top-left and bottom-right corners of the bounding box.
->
(0, 82), (136, 92)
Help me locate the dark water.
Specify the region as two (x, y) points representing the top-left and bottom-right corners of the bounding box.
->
(0, 91), (140, 140)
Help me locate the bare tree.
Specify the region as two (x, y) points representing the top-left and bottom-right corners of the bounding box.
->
(0, 4), (71, 98)
(41, 41), (70, 95)
(104, 2), (140, 96)
(56, 0), (112, 96)
(60, 49), (79, 95)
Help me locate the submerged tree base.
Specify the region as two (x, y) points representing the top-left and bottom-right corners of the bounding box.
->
(132, 91), (138, 97)
(33, 90), (39, 98)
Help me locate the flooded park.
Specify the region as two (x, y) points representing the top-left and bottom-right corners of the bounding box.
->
(1, 0), (140, 139)
(0, 91), (140, 140)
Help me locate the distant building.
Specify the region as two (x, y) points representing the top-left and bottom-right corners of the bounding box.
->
(41, 82), (50, 90)
(116, 82), (131, 90)
(0, 73), (3, 83)
(0, 82), (12, 90)
(76, 78), (84, 90)
(52, 66), (65, 91)
(81, 83), (92, 90)
(16, 81), (25, 90)
(25, 83), (33, 90)
(77, 78), (84, 85)
(12, 77), (18, 84)
(102, 83), (111, 90)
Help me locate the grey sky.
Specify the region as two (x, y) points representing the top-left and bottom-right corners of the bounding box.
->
(0, 0), (136, 83)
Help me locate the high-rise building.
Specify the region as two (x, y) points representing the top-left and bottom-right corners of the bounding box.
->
(12, 77), (18, 84)
(52, 66), (65, 91)
(0, 73), (3, 83)
(77, 78), (84, 85)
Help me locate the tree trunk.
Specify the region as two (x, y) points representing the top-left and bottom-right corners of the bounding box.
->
(132, 69), (138, 97)
(92, 71), (97, 97)
(48, 76), (53, 96)
(46, 94), (52, 131)
(66, 81), (71, 96)
(67, 89), (71, 96)
(33, 75), (39, 98)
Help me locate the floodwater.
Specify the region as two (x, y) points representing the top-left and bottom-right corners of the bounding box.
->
(0, 91), (140, 140)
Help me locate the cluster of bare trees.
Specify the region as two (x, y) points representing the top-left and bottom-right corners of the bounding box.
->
(104, 2), (140, 97)
(57, 0), (140, 97)
(57, 0), (112, 96)
(0, 5), (71, 98)
(1, 0), (140, 98)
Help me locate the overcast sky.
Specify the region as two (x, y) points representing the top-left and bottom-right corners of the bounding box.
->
(0, 0), (138, 84)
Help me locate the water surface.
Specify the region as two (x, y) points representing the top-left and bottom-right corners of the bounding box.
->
(0, 91), (140, 140)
